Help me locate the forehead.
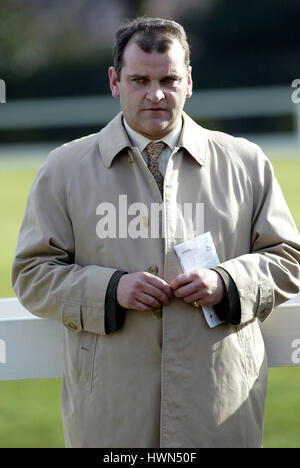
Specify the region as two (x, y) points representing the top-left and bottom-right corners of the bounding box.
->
(122, 38), (186, 76)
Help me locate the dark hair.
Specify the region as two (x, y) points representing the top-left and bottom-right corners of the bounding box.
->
(113, 17), (191, 80)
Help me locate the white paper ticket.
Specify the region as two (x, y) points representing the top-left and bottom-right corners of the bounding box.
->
(175, 232), (224, 328)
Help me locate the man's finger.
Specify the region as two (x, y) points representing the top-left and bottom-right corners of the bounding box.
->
(141, 282), (172, 305)
(145, 273), (174, 298)
(169, 272), (193, 290)
(137, 292), (163, 309)
(172, 281), (198, 298)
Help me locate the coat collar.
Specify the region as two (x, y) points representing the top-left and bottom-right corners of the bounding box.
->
(98, 112), (131, 168)
(178, 111), (208, 166)
(98, 111), (208, 168)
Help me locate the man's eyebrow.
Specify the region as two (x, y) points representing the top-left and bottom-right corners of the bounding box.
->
(163, 73), (181, 79)
(128, 73), (181, 79)
(128, 73), (148, 79)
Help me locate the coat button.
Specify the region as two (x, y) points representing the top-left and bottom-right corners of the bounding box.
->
(142, 216), (149, 227)
(259, 309), (267, 319)
(152, 309), (162, 320)
(128, 154), (134, 164)
(64, 321), (78, 331)
(148, 265), (158, 275)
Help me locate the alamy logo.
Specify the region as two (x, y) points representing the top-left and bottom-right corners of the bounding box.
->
(291, 338), (300, 364)
(291, 79), (300, 104)
(96, 196), (205, 239)
(0, 79), (6, 103)
(0, 339), (6, 364)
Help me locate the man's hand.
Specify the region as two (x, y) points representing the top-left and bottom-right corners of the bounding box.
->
(169, 269), (225, 307)
(117, 272), (173, 311)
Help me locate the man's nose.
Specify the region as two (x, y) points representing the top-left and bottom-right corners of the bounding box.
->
(146, 84), (165, 102)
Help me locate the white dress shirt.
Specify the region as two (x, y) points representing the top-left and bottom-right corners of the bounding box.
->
(123, 117), (182, 177)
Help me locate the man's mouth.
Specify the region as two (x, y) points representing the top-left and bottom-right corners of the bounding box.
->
(143, 108), (167, 112)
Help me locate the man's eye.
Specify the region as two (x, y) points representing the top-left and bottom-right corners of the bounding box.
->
(162, 77), (178, 84)
(132, 78), (146, 83)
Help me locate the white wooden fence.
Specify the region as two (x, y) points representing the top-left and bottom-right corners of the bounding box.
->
(0, 85), (299, 162)
(0, 295), (300, 381)
(0, 85), (299, 151)
(0, 86), (297, 129)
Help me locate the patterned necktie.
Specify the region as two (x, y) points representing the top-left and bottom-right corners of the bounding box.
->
(146, 141), (166, 197)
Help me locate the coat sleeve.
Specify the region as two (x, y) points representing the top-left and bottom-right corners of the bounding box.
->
(218, 145), (300, 325)
(11, 150), (117, 335)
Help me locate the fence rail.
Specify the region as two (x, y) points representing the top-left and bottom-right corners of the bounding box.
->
(0, 84), (300, 157)
(0, 295), (300, 381)
(0, 85), (299, 158)
(0, 85), (298, 128)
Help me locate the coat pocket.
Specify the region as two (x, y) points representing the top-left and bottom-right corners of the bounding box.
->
(64, 326), (98, 391)
(236, 320), (265, 389)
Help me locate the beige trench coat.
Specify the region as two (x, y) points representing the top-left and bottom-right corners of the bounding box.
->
(12, 112), (300, 448)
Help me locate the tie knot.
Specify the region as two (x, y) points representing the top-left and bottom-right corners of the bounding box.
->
(145, 141), (166, 161)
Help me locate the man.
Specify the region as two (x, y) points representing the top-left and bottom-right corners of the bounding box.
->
(12, 17), (300, 448)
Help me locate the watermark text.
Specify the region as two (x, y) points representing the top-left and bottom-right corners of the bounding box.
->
(103, 450), (197, 464)
(0, 79), (6, 103)
(291, 338), (300, 364)
(0, 339), (6, 364)
(291, 79), (300, 104)
(96, 196), (204, 239)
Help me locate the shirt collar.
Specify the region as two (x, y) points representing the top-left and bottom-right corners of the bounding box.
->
(123, 117), (182, 153)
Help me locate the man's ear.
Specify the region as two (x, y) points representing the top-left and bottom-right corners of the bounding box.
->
(108, 67), (120, 98)
(186, 66), (193, 99)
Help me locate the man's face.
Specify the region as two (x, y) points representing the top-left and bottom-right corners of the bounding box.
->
(109, 37), (192, 140)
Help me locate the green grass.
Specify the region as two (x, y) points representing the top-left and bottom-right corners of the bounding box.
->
(0, 378), (64, 448)
(264, 367), (300, 448)
(0, 163), (41, 298)
(0, 154), (299, 447)
(271, 158), (300, 227)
